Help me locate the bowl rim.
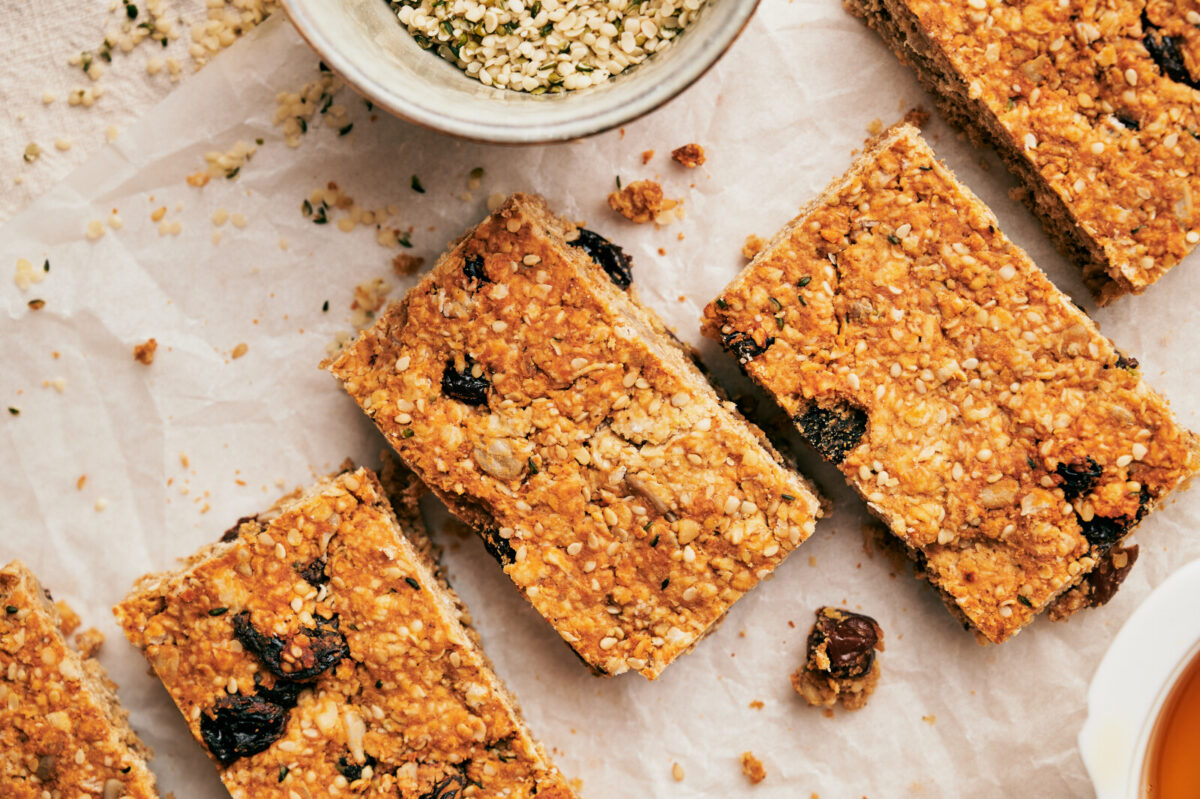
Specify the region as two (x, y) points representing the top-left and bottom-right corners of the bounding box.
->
(278, 0), (760, 144)
(1078, 557), (1200, 799)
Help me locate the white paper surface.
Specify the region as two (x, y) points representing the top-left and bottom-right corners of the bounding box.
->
(2, 5), (1199, 797)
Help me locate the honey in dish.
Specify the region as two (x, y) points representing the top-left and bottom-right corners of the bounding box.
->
(1145, 649), (1200, 797)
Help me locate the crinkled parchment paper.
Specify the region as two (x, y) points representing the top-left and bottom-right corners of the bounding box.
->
(2, 5), (1199, 797)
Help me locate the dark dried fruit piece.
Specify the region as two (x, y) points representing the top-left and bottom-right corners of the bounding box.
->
(1143, 10), (1200, 90)
(232, 611), (348, 681)
(253, 675), (304, 709)
(1115, 352), (1140, 370)
(570, 228), (633, 289)
(1055, 456), (1103, 500)
(441, 358), (490, 407)
(1113, 111), (1141, 131)
(808, 607), (881, 679)
(1078, 513), (1132, 548)
(722, 330), (773, 363)
(200, 694), (289, 766)
(478, 527), (516, 566)
(1088, 543), (1140, 607)
(420, 772), (469, 799)
(463, 254), (490, 285)
(296, 556), (328, 586)
(337, 754), (377, 782)
(796, 401), (868, 464)
(34, 754), (56, 782)
(220, 515), (259, 543)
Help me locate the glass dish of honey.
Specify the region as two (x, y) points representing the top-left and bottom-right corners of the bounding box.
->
(1080, 558), (1200, 799)
(1142, 647), (1200, 797)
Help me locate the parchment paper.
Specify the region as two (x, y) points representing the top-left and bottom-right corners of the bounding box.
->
(2, 5), (1199, 796)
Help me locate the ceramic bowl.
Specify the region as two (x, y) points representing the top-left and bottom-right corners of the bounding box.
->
(1079, 557), (1200, 798)
(279, 0), (758, 143)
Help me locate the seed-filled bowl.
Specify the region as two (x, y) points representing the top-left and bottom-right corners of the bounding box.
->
(279, 0), (758, 143)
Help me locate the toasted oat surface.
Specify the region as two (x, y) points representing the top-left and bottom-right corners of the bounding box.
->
(704, 124), (1199, 643)
(326, 193), (823, 679)
(1, 561), (159, 799)
(849, 0), (1200, 301)
(114, 468), (574, 799)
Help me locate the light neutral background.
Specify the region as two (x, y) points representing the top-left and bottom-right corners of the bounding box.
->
(2, 2), (1198, 797)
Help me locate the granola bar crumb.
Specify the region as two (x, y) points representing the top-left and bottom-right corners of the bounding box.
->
(641, 149), (655, 164)
(391, 252), (425, 277)
(742, 234), (766, 260)
(133, 338), (158, 365)
(13, 258), (44, 291)
(75, 627), (105, 658)
(1047, 543), (1140, 621)
(866, 118), (883, 136)
(230, 342), (248, 359)
(792, 607), (883, 711)
(607, 179), (680, 225)
(749, 699), (764, 710)
(55, 600), (81, 636)
(671, 143), (706, 168)
(671, 762), (685, 782)
(740, 751), (766, 785)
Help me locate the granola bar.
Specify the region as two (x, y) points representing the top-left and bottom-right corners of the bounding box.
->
(114, 467), (575, 798)
(325, 193), (824, 679)
(847, 0), (1200, 303)
(1, 561), (158, 799)
(703, 123), (1199, 643)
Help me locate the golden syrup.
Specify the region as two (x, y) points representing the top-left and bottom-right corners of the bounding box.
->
(1145, 649), (1200, 797)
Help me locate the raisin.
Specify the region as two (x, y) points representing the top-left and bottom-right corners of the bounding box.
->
(795, 401), (868, 464)
(1114, 111), (1141, 131)
(808, 607), (881, 679)
(337, 754), (377, 782)
(722, 330), (773, 363)
(463, 254), (490, 284)
(220, 515), (258, 543)
(570, 228), (633, 289)
(200, 694), (289, 765)
(1115, 352), (1140, 370)
(478, 527), (516, 566)
(1142, 10), (1200, 90)
(296, 556), (328, 586)
(420, 772), (469, 799)
(1087, 544), (1140, 607)
(1055, 456), (1103, 500)
(255, 677), (304, 709)
(232, 611), (348, 681)
(1078, 514), (1132, 548)
(441, 358), (490, 407)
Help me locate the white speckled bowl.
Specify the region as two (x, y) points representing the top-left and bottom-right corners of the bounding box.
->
(1079, 557), (1200, 799)
(279, 0), (758, 143)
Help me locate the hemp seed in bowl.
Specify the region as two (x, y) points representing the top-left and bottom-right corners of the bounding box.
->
(389, 0), (705, 92)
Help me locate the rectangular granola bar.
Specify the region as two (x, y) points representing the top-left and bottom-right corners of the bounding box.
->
(848, 0), (1200, 303)
(2, 560), (158, 799)
(325, 193), (824, 679)
(114, 466), (575, 798)
(702, 123), (1199, 643)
